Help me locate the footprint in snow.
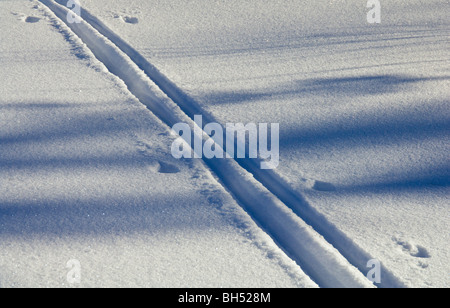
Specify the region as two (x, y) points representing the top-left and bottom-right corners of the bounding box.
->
(24, 16), (41, 23)
(12, 12), (41, 23)
(393, 237), (431, 259)
(300, 178), (337, 192)
(158, 161), (181, 174)
(312, 180), (337, 192)
(147, 161), (181, 174)
(113, 14), (139, 24)
(123, 16), (139, 24)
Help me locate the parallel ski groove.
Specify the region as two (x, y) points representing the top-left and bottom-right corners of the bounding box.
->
(39, 0), (404, 288)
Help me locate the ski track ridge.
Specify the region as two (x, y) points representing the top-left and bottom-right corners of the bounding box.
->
(38, 0), (406, 288)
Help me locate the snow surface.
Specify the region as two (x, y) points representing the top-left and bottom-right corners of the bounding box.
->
(0, 0), (316, 288)
(1, 0), (449, 288)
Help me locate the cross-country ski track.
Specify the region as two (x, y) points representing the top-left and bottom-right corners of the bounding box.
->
(38, 0), (407, 288)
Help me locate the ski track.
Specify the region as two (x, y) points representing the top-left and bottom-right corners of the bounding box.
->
(38, 0), (407, 288)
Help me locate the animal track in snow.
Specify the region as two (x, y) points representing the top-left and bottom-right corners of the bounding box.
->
(312, 180), (337, 192)
(157, 161), (180, 174)
(137, 141), (180, 174)
(121, 16), (139, 24)
(11, 12), (41, 23)
(108, 6), (141, 23)
(110, 12), (139, 24)
(24, 16), (41, 23)
(146, 160), (180, 174)
(301, 178), (337, 192)
(393, 237), (431, 259)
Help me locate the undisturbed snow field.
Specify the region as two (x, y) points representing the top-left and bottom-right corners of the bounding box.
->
(0, 0), (449, 288)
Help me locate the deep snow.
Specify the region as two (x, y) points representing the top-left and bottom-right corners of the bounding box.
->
(0, 0), (316, 288)
(1, 0), (449, 288)
(79, 0), (450, 288)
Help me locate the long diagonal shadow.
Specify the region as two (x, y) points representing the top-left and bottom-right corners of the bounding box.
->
(279, 99), (450, 148)
(0, 102), (146, 145)
(204, 75), (449, 105)
(0, 194), (217, 237)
